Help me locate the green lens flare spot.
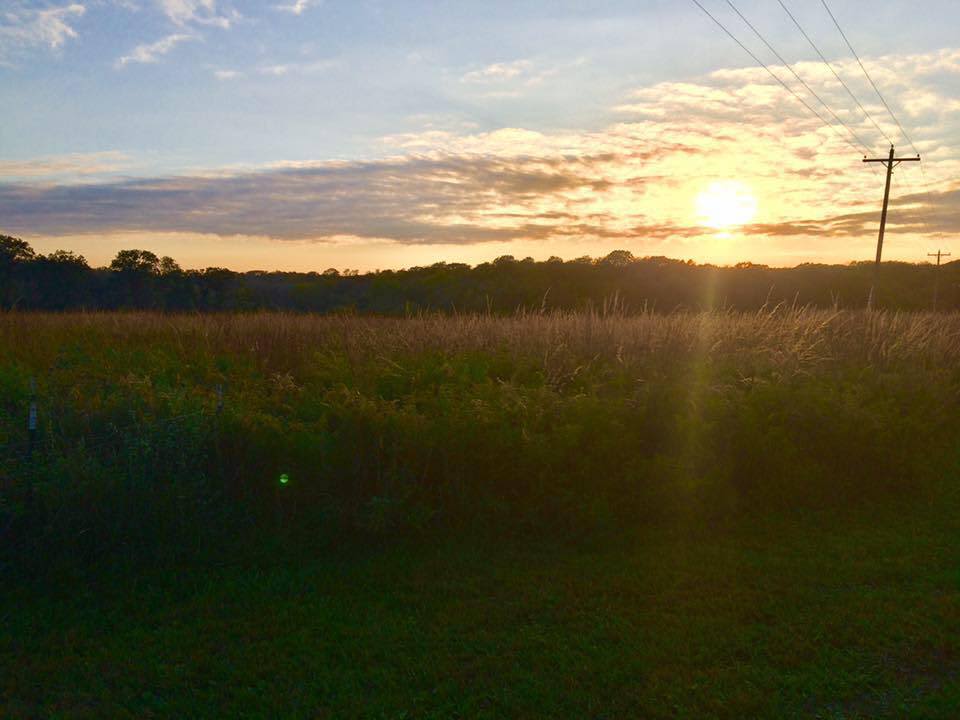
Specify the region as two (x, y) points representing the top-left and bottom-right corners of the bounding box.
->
(279, 473), (290, 486)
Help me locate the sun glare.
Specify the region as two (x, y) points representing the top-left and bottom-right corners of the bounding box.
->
(695, 180), (758, 232)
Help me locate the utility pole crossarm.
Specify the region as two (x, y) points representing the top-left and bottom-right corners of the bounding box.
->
(864, 156), (920, 163)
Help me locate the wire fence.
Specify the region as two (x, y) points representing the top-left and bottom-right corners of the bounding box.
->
(0, 378), (230, 562)
(0, 379), (224, 470)
(0, 379), (224, 490)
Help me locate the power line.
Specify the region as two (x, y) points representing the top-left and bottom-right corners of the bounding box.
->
(775, 0), (895, 150)
(908, 158), (941, 249)
(690, 0), (863, 155)
(820, 0), (921, 156)
(723, 0), (872, 154)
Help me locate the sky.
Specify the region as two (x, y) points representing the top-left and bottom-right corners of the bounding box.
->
(1, 0), (958, 271)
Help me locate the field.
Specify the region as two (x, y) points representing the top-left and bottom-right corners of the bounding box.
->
(2, 310), (960, 717)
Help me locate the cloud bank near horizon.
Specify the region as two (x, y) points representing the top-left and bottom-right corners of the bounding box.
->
(3, 151), (958, 246)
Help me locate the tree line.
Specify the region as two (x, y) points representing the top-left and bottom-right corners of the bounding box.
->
(1, 236), (956, 313)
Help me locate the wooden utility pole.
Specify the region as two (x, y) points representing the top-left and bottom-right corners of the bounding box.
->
(928, 249), (951, 311)
(863, 145), (920, 309)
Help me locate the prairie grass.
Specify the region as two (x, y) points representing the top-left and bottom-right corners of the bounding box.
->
(1, 308), (959, 566)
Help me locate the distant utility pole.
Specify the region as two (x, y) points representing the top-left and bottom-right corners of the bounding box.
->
(927, 249), (951, 311)
(863, 145), (921, 309)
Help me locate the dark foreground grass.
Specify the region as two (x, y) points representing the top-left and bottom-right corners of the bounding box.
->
(3, 493), (960, 719)
(2, 310), (960, 717)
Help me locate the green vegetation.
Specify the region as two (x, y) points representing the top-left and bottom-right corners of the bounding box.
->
(1, 310), (959, 717)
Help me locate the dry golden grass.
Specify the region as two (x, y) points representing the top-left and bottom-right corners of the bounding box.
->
(5, 307), (960, 358)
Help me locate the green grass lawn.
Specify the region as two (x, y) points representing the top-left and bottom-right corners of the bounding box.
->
(4, 495), (959, 719)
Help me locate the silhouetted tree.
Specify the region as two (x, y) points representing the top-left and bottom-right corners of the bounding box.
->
(30, 250), (91, 309)
(109, 249), (162, 307)
(110, 249), (161, 274)
(601, 250), (635, 267)
(1, 235), (38, 308)
(159, 256), (182, 275)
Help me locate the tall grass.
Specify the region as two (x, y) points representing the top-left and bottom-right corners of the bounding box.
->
(1, 309), (959, 569)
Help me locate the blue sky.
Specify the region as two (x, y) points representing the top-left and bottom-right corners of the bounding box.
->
(2, 1), (959, 270)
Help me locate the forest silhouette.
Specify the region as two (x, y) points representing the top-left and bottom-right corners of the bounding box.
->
(2, 235), (955, 313)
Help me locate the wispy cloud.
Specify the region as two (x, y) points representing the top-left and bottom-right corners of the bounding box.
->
(461, 60), (532, 85)
(0, 151), (132, 180)
(273, 0), (323, 16)
(256, 58), (340, 76)
(0, 2), (86, 64)
(458, 57), (585, 99)
(157, 0), (236, 28)
(116, 0), (237, 68)
(213, 68), (241, 80)
(116, 32), (195, 67)
(258, 64), (291, 77)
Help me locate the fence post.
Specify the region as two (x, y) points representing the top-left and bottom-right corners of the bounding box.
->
(27, 377), (37, 460)
(213, 383), (229, 503)
(26, 377), (37, 507)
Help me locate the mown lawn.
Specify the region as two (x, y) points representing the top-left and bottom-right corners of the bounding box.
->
(3, 494), (959, 719)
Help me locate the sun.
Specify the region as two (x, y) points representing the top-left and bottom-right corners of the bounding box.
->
(695, 180), (758, 232)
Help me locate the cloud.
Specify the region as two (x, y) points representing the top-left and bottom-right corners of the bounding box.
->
(0, 3), (86, 64)
(256, 58), (340, 76)
(0, 153), (630, 244)
(273, 0), (323, 15)
(0, 151), (131, 179)
(616, 48), (960, 154)
(213, 68), (241, 80)
(258, 64), (289, 76)
(116, 0), (237, 67)
(458, 57), (586, 99)
(461, 60), (532, 84)
(115, 32), (195, 66)
(157, 0), (235, 28)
